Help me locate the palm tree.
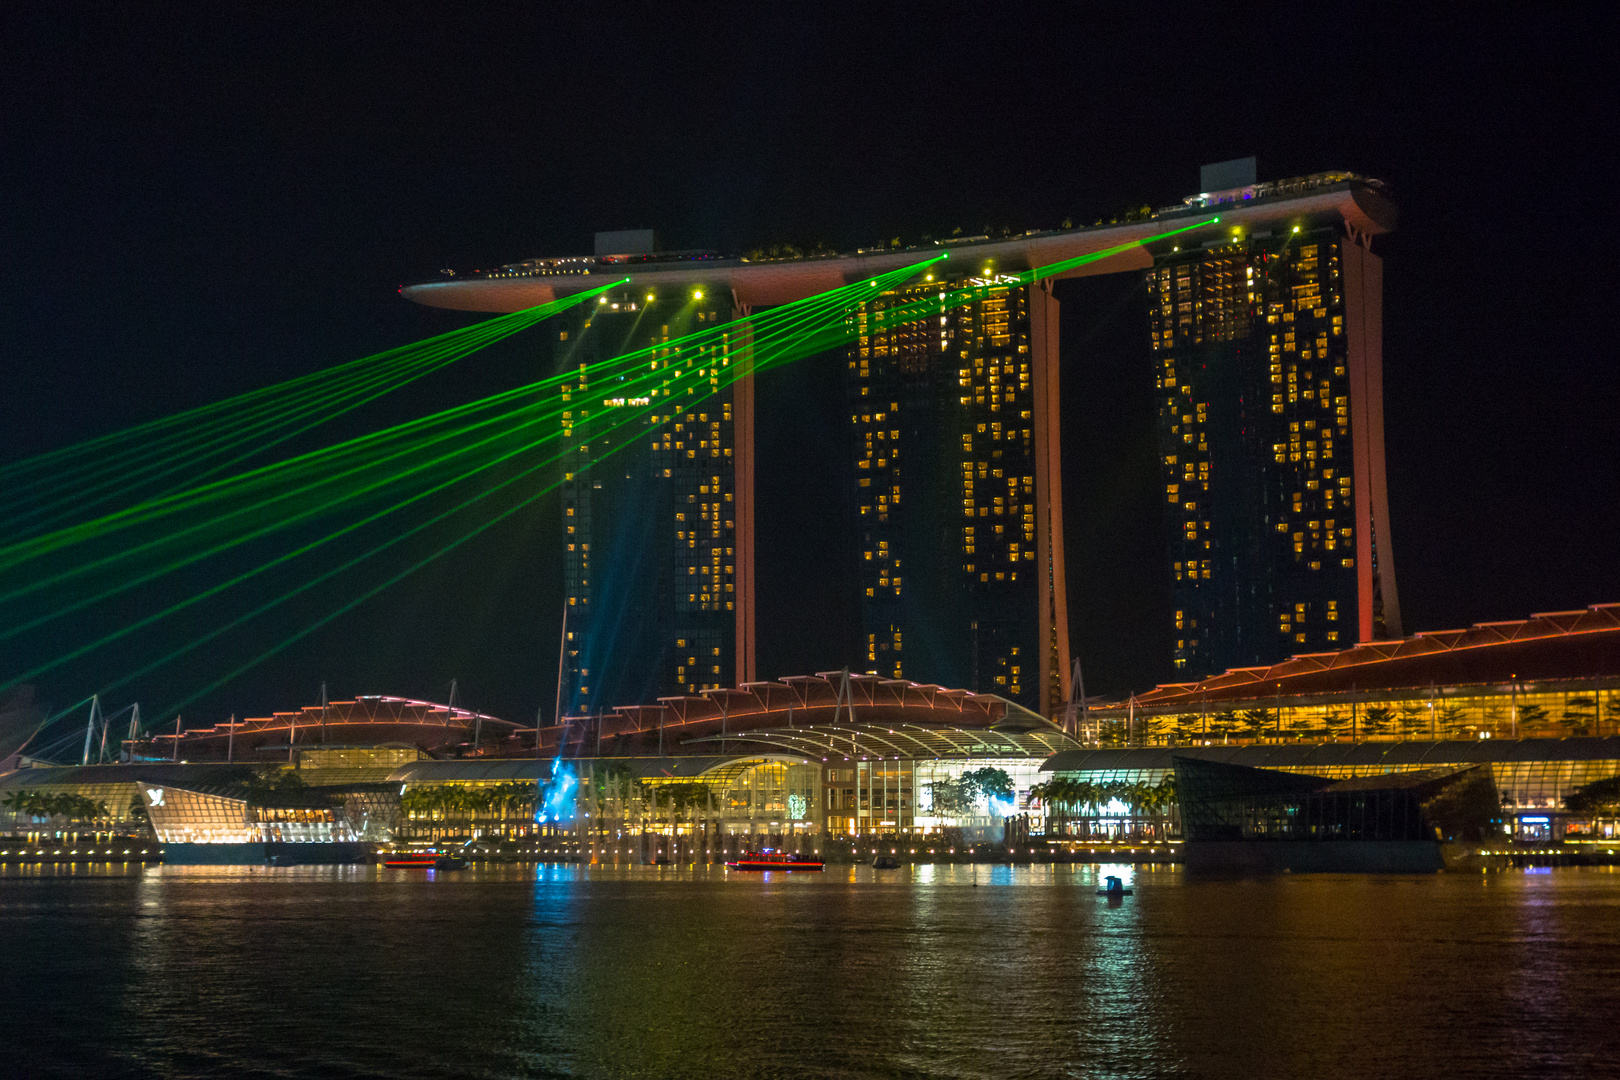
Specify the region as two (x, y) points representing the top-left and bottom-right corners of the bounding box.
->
(1286, 709), (1315, 742)
(1208, 711), (1240, 742)
(2, 791), (42, 821)
(1239, 709), (1272, 742)
(1566, 775), (1620, 817)
(1361, 706), (1394, 738)
(1156, 775), (1179, 837)
(1073, 780), (1100, 838)
(1394, 702), (1426, 739)
(1564, 697), (1598, 737)
(1322, 706), (1351, 741)
(1172, 713), (1202, 744)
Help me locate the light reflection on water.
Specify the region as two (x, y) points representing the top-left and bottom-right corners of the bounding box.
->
(3, 863), (1619, 1078)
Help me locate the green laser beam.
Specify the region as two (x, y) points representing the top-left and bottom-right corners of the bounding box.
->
(0, 283), (625, 569)
(0, 296), (569, 482)
(82, 260), (948, 719)
(0, 261), (926, 575)
(33, 228), (1231, 719)
(0, 254), (926, 630)
(2, 287), (613, 536)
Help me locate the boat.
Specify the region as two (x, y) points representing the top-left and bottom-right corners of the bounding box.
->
(725, 849), (824, 872)
(382, 851), (465, 870)
(1097, 874), (1132, 896)
(872, 855), (902, 870)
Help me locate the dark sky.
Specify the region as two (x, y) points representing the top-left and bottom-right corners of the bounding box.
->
(3, 6), (1615, 734)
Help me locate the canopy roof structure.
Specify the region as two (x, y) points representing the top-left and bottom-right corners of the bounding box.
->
(524, 671), (1076, 761)
(1089, 603), (1620, 717)
(138, 696), (519, 761)
(401, 174), (1396, 312)
(682, 722), (1074, 762)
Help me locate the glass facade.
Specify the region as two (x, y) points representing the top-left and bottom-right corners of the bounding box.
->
(1175, 758), (1498, 844)
(846, 274), (1063, 712)
(1046, 749), (1620, 840)
(557, 288), (745, 715)
(568, 760), (822, 863)
(1097, 685), (1620, 746)
(141, 786), (357, 844)
(2, 779), (146, 831)
(817, 756), (1050, 838)
(295, 746), (426, 770)
(1148, 224), (1391, 675)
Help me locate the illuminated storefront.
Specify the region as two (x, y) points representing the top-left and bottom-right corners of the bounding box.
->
(1078, 604), (1619, 746)
(141, 784), (357, 845)
(1042, 739), (1620, 842)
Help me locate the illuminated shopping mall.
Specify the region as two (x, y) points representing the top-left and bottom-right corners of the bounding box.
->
(2, 604), (1616, 859)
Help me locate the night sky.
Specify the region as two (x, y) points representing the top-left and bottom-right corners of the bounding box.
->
(3, 7), (1615, 733)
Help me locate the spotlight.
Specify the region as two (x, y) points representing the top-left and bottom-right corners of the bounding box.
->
(693, 290), (704, 301)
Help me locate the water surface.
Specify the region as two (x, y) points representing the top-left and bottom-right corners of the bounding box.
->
(3, 862), (1619, 1079)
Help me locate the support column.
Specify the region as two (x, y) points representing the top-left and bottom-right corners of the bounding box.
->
(1030, 282), (1073, 716)
(1342, 239), (1403, 641)
(730, 299), (758, 685)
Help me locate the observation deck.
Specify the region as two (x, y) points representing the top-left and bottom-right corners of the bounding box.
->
(401, 173), (1397, 312)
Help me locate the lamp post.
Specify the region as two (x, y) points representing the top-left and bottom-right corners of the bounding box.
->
(1510, 675), (1518, 738)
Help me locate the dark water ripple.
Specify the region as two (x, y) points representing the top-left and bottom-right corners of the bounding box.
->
(3, 863), (1620, 1079)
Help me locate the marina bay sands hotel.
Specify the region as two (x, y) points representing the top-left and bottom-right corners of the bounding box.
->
(403, 160), (1401, 722)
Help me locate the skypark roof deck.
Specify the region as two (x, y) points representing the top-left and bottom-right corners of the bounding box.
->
(402, 173), (1396, 312)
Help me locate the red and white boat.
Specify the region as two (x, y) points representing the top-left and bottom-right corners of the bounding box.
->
(382, 850), (466, 870)
(725, 849), (824, 872)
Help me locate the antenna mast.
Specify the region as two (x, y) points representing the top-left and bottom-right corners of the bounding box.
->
(553, 600), (569, 747)
(80, 695), (100, 766)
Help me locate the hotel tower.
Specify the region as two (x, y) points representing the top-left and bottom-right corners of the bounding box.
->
(553, 281), (753, 717)
(846, 276), (1071, 715)
(403, 168), (1398, 714)
(1147, 162), (1401, 676)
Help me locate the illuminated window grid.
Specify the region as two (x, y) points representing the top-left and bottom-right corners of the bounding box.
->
(1, 781), (155, 839)
(1096, 687), (1620, 751)
(147, 788), (255, 844)
(558, 296), (739, 711)
(1051, 750), (1620, 828)
(1150, 229), (1355, 672)
(848, 278), (1041, 703)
